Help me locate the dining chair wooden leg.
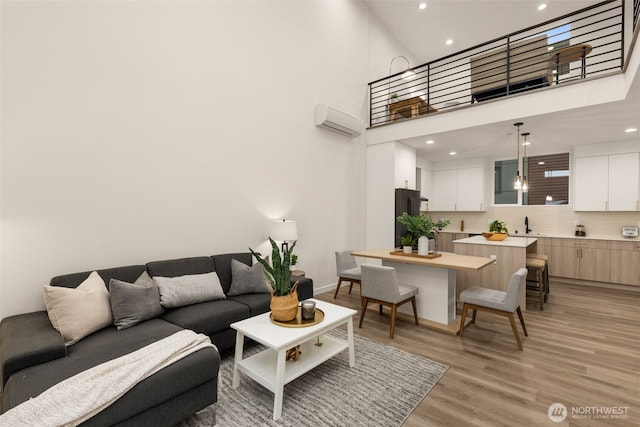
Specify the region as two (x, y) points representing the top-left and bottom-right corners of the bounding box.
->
(390, 304), (398, 338)
(508, 312), (524, 351)
(359, 297), (368, 328)
(333, 277), (344, 299)
(348, 281), (354, 294)
(471, 308), (477, 323)
(516, 306), (528, 336)
(411, 297), (419, 325)
(459, 303), (469, 336)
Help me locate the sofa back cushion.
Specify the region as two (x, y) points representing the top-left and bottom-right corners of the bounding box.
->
(211, 253), (252, 294)
(50, 265), (147, 289)
(146, 257), (215, 278)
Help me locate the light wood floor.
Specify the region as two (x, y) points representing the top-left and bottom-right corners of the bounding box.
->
(317, 280), (640, 426)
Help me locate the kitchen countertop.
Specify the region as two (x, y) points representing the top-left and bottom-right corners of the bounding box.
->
(440, 230), (638, 242)
(351, 248), (494, 271)
(453, 235), (537, 247)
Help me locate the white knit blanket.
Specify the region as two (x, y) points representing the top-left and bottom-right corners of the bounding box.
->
(0, 330), (215, 427)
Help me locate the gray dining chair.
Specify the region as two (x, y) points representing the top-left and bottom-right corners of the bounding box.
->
(458, 268), (528, 350)
(359, 264), (419, 339)
(334, 250), (361, 298)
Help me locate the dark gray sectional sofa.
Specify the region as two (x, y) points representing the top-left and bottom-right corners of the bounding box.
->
(0, 252), (313, 426)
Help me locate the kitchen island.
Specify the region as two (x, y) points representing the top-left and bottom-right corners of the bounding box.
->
(351, 249), (494, 334)
(454, 235), (538, 309)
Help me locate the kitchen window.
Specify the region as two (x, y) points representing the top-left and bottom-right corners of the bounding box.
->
(494, 152), (569, 205)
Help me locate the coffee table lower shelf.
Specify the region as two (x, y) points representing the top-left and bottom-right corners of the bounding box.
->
(231, 300), (357, 421)
(235, 335), (347, 392)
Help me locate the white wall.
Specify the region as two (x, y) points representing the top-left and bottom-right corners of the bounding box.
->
(0, 0), (400, 318)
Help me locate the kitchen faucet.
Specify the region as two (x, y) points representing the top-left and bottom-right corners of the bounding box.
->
(525, 216), (532, 234)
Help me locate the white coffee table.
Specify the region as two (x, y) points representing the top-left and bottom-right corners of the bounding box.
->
(231, 299), (357, 420)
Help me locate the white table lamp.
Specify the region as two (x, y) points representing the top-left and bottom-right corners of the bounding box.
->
(270, 219), (298, 253)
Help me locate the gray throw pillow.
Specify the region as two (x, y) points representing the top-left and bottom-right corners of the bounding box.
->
(109, 271), (164, 330)
(153, 272), (226, 308)
(228, 258), (271, 296)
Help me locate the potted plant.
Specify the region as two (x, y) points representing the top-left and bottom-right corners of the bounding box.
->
(249, 237), (299, 321)
(290, 253), (298, 272)
(399, 234), (415, 253)
(397, 213), (450, 254)
(484, 220), (509, 241)
(389, 92), (399, 104)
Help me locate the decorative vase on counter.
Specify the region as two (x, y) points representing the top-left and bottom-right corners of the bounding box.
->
(418, 236), (429, 255)
(403, 246), (412, 254)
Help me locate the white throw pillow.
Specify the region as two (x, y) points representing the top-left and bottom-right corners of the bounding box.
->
(153, 272), (226, 308)
(43, 271), (113, 346)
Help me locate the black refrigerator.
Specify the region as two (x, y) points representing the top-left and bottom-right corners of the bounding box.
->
(394, 188), (421, 248)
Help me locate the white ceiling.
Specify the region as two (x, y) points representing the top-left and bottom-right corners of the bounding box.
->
(363, 0), (640, 162)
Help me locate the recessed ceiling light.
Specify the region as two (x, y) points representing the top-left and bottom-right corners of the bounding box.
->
(446, 39), (453, 45)
(538, 161), (545, 165)
(625, 127), (638, 133)
(538, 4), (547, 11)
(548, 46), (554, 51)
(426, 139), (435, 144)
(449, 151), (457, 156)
(418, 2), (427, 10)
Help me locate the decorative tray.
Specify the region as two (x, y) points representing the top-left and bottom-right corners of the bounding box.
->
(389, 250), (442, 259)
(270, 307), (325, 328)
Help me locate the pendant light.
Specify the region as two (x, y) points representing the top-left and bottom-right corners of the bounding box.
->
(545, 167), (553, 202)
(521, 132), (530, 193)
(513, 122), (523, 190)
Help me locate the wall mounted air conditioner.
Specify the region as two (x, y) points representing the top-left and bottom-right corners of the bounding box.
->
(314, 104), (364, 137)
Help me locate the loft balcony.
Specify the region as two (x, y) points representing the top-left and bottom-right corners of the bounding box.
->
(368, 0), (628, 129)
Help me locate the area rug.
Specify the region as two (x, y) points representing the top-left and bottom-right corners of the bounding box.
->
(178, 329), (448, 427)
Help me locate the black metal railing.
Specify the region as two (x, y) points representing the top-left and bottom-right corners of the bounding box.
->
(368, 0), (624, 128)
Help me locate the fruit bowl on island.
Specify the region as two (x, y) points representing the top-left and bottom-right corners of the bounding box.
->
(482, 232), (508, 241)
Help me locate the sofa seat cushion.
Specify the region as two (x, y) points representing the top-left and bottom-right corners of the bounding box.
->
(227, 293), (271, 317)
(160, 299), (250, 336)
(2, 318), (219, 417)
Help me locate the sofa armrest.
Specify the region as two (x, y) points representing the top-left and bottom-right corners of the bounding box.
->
(0, 311), (66, 388)
(293, 277), (314, 301)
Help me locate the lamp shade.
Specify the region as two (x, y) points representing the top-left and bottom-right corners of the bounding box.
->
(270, 220), (298, 241)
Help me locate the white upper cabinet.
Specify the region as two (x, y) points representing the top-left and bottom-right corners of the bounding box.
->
(574, 153), (639, 211)
(608, 153), (640, 211)
(432, 170), (457, 211)
(431, 167), (485, 211)
(457, 167), (485, 211)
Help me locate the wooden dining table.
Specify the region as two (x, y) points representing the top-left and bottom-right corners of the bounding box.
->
(351, 249), (493, 334)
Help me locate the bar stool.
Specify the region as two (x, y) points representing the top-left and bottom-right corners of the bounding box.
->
(527, 253), (550, 298)
(525, 257), (546, 310)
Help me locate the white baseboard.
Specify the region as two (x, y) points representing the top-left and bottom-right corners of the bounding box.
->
(314, 282), (338, 295)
